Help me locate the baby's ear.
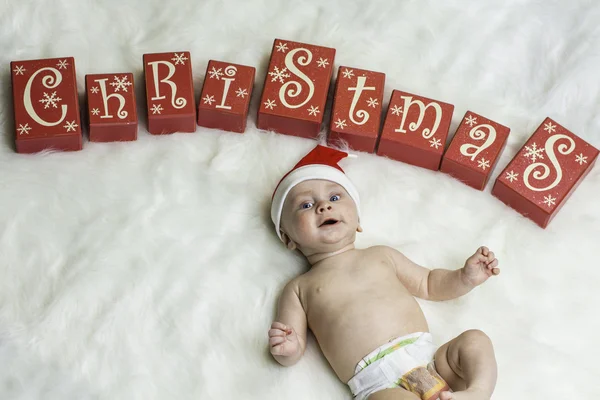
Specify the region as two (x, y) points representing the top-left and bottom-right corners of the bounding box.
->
(280, 231), (297, 251)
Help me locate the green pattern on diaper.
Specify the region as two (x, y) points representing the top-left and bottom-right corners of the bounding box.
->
(361, 336), (419, 369)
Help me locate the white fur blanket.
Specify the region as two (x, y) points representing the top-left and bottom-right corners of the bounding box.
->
(1, 1), (599, 399)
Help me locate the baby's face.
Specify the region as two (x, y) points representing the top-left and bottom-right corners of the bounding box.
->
(279, 179), (360, 255)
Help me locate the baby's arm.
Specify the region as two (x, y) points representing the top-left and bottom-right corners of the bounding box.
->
(385, 246), (498, 301)
(268, 279), (308, 366)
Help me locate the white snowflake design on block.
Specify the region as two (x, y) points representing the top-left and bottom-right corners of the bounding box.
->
(276, 42), (288, 53)
(236, 88), (248, 98)
(575, 153), (588, 165)
(151, 104), (163, 114)
(316, 58), (329, 68)
(17, 123), (31, 135)
(264, 99), (277, 110)
(39, 92), (62, 109)
(334, 118), (347, 130)
(542, 195), (557, 207)
(63, 120), (78, 132)
(171, 53), (189, 66)
(523, 142), (545, 163)
(477, 158), (491, 170)
(465, 115), (477, 127)
(203, 95), (216, 105)
(110, 76), (132, 92)
(367, 97), (379, 108)
(391, 105), (403, 116)
(505, 170), (519, 183)
(342, 69), (354, 79)
(429, 138), (442, 149)
(268, 66), (290, 84)
(56, 59), (69, 70)
(13, 65), (26, 75)
(544, 122), (556, 134)
(91, 108), (100, 116)
(209, 67), (224, 80)
(90, 87), (100, 94)
(308, 105), (320, 116)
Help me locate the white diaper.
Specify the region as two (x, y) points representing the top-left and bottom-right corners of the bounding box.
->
(347, 332), (450, 400)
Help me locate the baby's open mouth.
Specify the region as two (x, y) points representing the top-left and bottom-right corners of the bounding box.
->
(319, 218), (339, 227)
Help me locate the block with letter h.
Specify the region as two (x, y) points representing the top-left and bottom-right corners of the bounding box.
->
(197, 60), (255, 133)
(492, 118), (599, 228)
(85, 73), (138, 142)
(143, 51), (196, 135)
(257, 39), (335, 139)
(328, 66), (385, 153)
(377, 90), (454, 170)
(10, 57), (82, 153)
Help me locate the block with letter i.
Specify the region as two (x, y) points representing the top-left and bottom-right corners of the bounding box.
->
(143, 51), (196, 135)
(10, 57), (82, 153)
(377, 90), (454, 170)
(440, 111), (510, 190)
(197, 60), (255, 133)
(85, 73), (138, 142)
(257, 39), (336, 139)
(327, 66), (385, 153)
(492, 118), (599, 228)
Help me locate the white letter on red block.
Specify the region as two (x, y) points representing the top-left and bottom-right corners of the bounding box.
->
(395, 96), (442, 139)
(95, 78), (127, 119)
(148, 61), (187, 109)
(215, 66), (237, 110)
(279, 48), (315, 109)
(460, 124), (497, 161)
(524, 134), (575, 192)
(347, 76), (375, 125)
(24, 67), (67, 126)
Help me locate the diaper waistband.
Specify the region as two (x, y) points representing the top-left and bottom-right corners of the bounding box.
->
(355, 332), (429, 374)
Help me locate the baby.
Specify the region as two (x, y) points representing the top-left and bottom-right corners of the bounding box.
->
(267, 145), (500, 400)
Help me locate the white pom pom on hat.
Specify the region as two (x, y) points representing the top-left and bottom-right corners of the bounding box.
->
(270, 145), (360, 241)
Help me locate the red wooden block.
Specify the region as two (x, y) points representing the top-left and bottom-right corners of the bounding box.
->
(257, 39), (336, 139)
(377, 90), (454, 170)
(10, 57), (82, 153)
(85, 73), (138, 142)
(492, 118), (599, 228)
(143, 51), (196, 135)
(327, 66), (385, 153)
(197, 60), (255, 133)
(440, 111), (511, 190)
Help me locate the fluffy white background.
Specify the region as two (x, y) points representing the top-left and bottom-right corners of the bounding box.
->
(1, 0), (599, 399)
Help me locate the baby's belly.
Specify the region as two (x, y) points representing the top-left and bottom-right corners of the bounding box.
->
(308, 293), (429, 383)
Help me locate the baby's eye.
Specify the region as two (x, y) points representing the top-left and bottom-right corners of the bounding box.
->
(330, 195), (340, 202)
(301, 202), (313, 209)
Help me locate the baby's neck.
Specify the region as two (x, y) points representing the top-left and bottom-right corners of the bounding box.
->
(307, 243), (356, 266)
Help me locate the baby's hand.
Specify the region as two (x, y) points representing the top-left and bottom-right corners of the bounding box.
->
(268, 322), (300, 357)
(462, 246), (500, 287)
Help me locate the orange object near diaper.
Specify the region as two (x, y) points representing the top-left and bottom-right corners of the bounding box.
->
(399, 361), (450, 400)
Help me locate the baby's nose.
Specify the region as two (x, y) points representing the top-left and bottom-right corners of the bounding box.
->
(318, 204), (332, 213)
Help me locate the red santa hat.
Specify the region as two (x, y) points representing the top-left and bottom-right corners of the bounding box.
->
(271, 145), (360, 241)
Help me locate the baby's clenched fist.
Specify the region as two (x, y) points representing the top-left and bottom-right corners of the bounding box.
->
(268, 321), (300, 357)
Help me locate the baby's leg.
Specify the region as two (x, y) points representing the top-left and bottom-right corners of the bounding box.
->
(433, 329), (497, 400)
(368, 387), (420, 400)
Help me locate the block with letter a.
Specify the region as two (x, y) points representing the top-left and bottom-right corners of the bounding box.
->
(10, 57), (82, 153)
(257, 39), (336, 139)
(197, 60), (255, 133)
(492, 118), (599, 228)
(327, 66), (385, 153)
(440, 111), (510, 190)
(143, 51), (196, 135)
(85, 73), (138, 142)
(377, 90), (454, 170)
